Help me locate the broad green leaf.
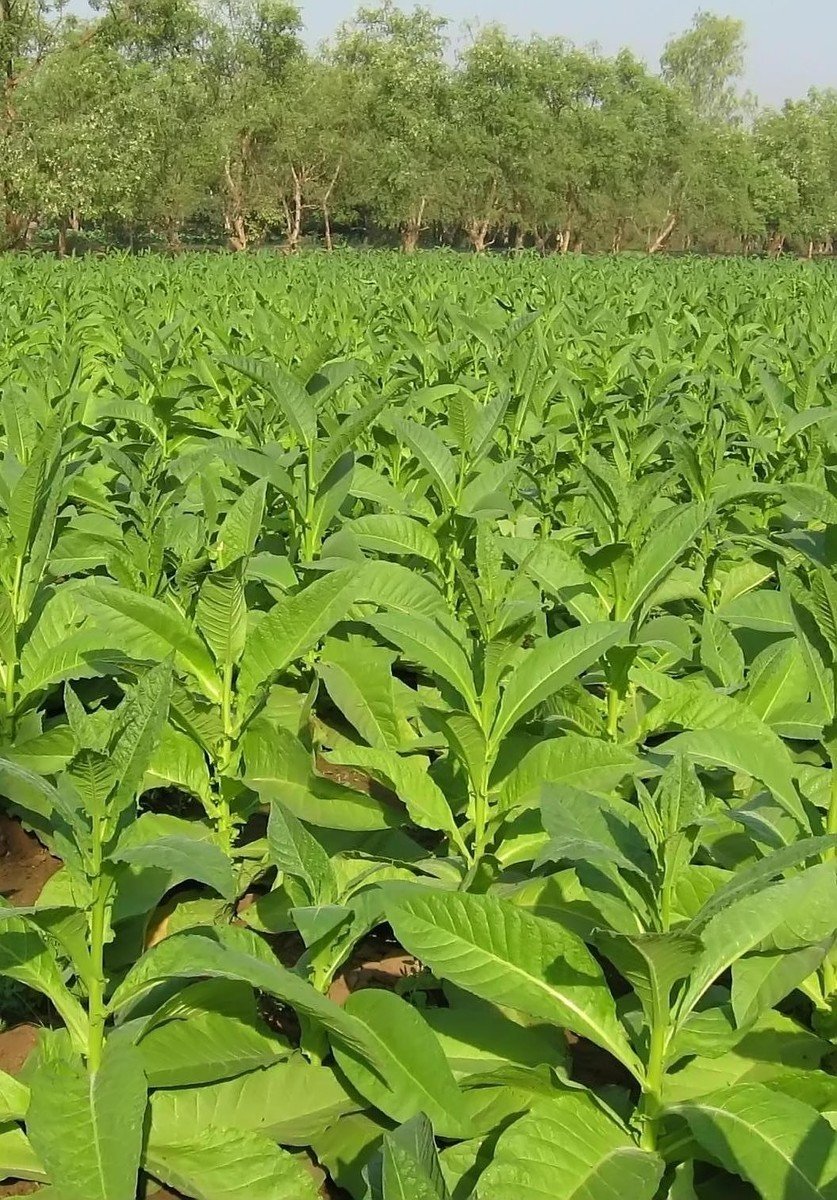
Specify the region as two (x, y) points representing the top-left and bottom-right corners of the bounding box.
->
(660, 726), (805, 823)
(0, 1124), (48, 1183)
(624, 503), (708, 618)
(678, 862), (837, 1024)
(110, 834), (236, 900)
(498, 735), (638, 812)
(318, 642), (402, 750)
(320, 392), (391, 476)
(108, 930), (373, 1059)
(0, 1068), (29, 1122)
(369, 611), (478, 711)
(476, 1091), (664, 1200)
(138, 979), (289, 1086)
(492, 622), (627, 744)
(0, 911), (88, 1050)
(107, 659), (173, 826)
(145, 1126), (319, 1200)
(348, 513), (440, 565)
(238, 568), (358, 702)
(196, 562), (247, 669)
(700, 610), (744, 688)
(242, 723), (394, 831)
(82, 584), (221, 703)
(385, 885), (642, 1080)
(216, 479), (267, 568)
(223, 356), (317, 447)
(373, 1114), (450, 1200)
(325, 744), (460, 841)
(268, 799), (336, 904)
(670, 1084), (837, 1200)
(26, 1038), (146, 1200)
(391, 416), (458, 508)
(335, 989), (471, 1137)
(148, 1052), (357, 1145)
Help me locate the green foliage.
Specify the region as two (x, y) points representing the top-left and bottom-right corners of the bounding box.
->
(0, 250), (836, 1200)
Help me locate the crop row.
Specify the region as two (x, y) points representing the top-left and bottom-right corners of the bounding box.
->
(0, 252), (836, 1200)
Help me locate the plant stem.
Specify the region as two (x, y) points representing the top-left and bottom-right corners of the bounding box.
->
(87, 825), (109, 1072)
(606, 684), (620, 741)
(639, 996), (669, 1151)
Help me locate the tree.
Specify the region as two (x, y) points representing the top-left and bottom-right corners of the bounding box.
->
(660, 10), (746, 125)
(330, 2), (450, 251)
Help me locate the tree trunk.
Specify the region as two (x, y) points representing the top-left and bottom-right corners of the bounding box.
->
(807, 240), (814, 260)
(611, 219), (625, 253)
(223, 152), (248, 252)
(321, 161), (340, 251)
(164, 216), (182, 253)
(767, 230), (785, 257)
(401, 195), (426, 253)
(513, 228), (525, 251)
(57, 218), (68, 258)
(284, 166), (303, 252)
(467, 217), (491, 253)
(648, 211), (677, 254)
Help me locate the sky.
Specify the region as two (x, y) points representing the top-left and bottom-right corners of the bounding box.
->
(299, 0), (834, 108)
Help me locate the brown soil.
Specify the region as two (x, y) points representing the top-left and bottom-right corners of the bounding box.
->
(0, 1025), (39, 1076)
(329, 939), (420, 1005)
(0, 816), (60, 907)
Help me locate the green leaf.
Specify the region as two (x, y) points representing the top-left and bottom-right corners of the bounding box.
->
(108, 930), (373, 1060)
(107, 659), (173, 826)
(318, 642), (402, 750)
(624, 503), (708, 618)
(391, 416), (458, 508)
(320, 392), (391, 476)
(384, 885), (642, 1081)
(145, 1126), (320, 1200)
(0, 1067), (29, 1122)
(664, 1009), (828, 1103)
(238, 568), (359, 702)
(670, 1084), (837, 1200)
(678, 862), (837, 1025)
(268, 799), (336, 904)
(660, 726), (805, 823)
(334, 989), (471, 1138)
(325, 744), (460, 843)
(216, 479), (267, 568)
(0, 911), (88, 1050)
(492, 622), (627, 745)
(196, 562), (247, 669)
(499, 735), (638, 812)
(242, 723), (393, 831)
(0, 1125), (48, 1183)
(138, 979), (289, 1087)
(369, 611), (478, 712)
(348, 513), (441, 564)
(82, 584), (221, 703)
(700, 610), (744, 688)
(374, 1114), (450, 1200)
(26, 1038), (147, 1200)
(110, 834), (236, 900)
(149, 1052), (358, 1146)
(596, 931), (702, 1027)
(475, 1091), (664, 1200)
(223, 356), (317, 447)
(354, 560), (448, 620)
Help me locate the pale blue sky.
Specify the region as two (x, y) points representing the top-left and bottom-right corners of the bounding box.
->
(301, 0), (833, 108)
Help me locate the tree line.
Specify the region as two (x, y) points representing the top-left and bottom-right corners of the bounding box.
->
(2, 0), (836, 256)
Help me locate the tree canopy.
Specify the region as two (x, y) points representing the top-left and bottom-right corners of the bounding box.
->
(1, 0), (835, 255)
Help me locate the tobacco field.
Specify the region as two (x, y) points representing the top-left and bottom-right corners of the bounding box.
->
(1, 250), (837, 1200)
